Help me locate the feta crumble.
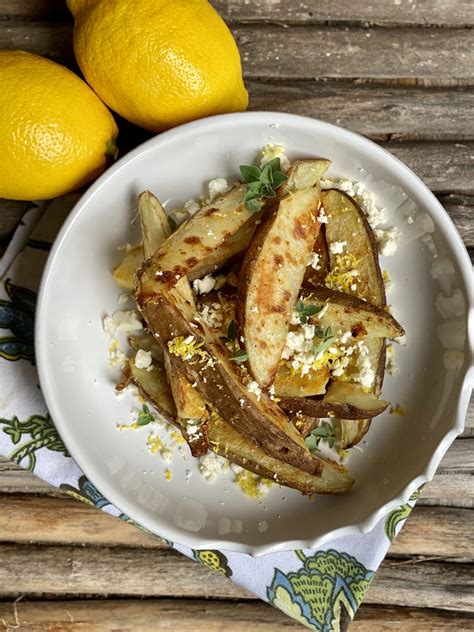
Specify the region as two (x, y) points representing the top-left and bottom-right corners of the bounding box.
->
(208, 178), (229, 201)
(103, 310), (143, 338)
(134, 349), (153, 371)
(184, 198), (200, 216)
(317, 207), (329, 224)
(375, 227), (402, 257)
(198, 452), (229, 483)
(193, 274), (216, 295)
(247, 380), (262, 401)
(307, 252), (320, 270)
(329, 240), (347, 255)
(260, 144), (290, 171)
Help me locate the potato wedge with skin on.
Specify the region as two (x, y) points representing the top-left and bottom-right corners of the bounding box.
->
(239, 159), (330, 387)
(138, 190), (172, 259)
(129, 332), (163, 362)
(280, 381), (388, 420)
(128, 355), (353, 495)
(163, 352), (210, 457)
(137, 182), (260, 302)
(301, 286), (404, 340)
(113, 244), (143, 291)
(142, 277), (324, 476)
(323, 188), (385, 306)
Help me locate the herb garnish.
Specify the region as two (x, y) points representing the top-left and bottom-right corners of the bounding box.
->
(312, 325), (335, 357)
(239, 157), (288, 212)
(220, 320), (248, 364)
(305, 422), (336, 452)
(295, 299), (323, 324)
(136, 405), (155, 427)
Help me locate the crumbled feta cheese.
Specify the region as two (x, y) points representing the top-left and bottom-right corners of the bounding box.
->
(307, 252), (320, 270)
(186, 422), (201, 439)
(385, 344), (398, 375)
(117, 293), (130, 306)
(134, 349), (153, 371)
(184, 198), (201, 216)
(329, 240), (347, 255)
(407, 216), (414, 224)
(340, 331), (352, 344)
(317, 207), (329, 224)
(193, 275), (216, 295)
(302, 323), (315, 340)
(247, 380), (262, 400)
(103, 310), (143, 338)
(375, 227), (402, 257)
(161, 448), (173, 464)
(109, 347), (127, 368)
(198, 452), (229, 483)
(260, 144), (290, 171)
(353, 342), (376, 390)
(208, 178), (229, 201)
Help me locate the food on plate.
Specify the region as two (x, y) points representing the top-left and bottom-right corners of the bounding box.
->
(107, 150), (404, 496)
(238, 159), (330, 387)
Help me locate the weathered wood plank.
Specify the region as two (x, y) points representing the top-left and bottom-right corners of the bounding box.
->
(0, 495), (470, 561)
(1, 0), (473, 28)
(0, 200), (30, 240)
(1, 23), (473, 84)
(440, 194), (474, 249)
(0, 600), (471, 632)
(434, 439), (474, 474)
(416, 474), (474, 509)
(248, 82), (474, 141)
(0, 544), (472, 611)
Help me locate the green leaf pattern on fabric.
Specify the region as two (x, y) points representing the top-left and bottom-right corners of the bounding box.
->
(384, 488), (422, 541)
(267, 549), (374, 631)
(0, 279), (36, 363)
(1, 413), (68, 470)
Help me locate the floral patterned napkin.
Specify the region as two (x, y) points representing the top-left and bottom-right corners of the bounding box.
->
(0, 197), (417, 631)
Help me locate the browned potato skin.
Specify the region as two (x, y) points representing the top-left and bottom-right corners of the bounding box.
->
(280, 390), (388, 420)
(322, 188), (390, 447)
(323, 189), (385, 307)
(141, 284), (324, 477)
(137, 183), (260, 302)
(301, 286), (404, 339)
(138, 191), (171, 259)
(302, 228), (329, 288)
(125, 358), (353, 495)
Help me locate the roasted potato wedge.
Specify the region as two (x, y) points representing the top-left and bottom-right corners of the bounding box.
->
(129, 332), (163, 362)
(138, 183), (260, 300)
(113, 244), (143, 290)
(239, 159), (330, 387)
(322, 189), (389, 447)
(273, 364), (330, 398)
(164, 352), (209, 456)
(280, 381), (388, 420)
(128, 356), (353, 495)
(301, 286), (404, 339)
(123, 356), (177, 419)
(323, 188), (385, 306)
(142, 277), (324, 476)
(138, 190), (172, 259)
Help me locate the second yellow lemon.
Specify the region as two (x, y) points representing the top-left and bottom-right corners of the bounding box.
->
(68, 0), (249, 132)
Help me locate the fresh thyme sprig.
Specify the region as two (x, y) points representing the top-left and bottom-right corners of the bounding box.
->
(220, 320), (248, 364)
(305, 422), (336, 452)
(312, 325), (335, 357)
(136, 405), (155, 427)
(295, 299), (323, 324)
(239, 157), (288, 212)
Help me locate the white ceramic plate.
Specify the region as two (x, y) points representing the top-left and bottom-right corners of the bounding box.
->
(36, 112), (474, 556)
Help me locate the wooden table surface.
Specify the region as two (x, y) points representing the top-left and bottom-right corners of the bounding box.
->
(0, 1), (473, 630)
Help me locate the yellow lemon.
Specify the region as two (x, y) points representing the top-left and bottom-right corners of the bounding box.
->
(68, 0), (248, 132)
(0, 51), (118, 201)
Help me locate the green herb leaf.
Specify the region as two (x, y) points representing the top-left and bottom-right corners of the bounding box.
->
(239, 158), (288, 212)
(240, 164), (261, 183)
(230, 349), (248, 364)
(227, 320), (238, 342)
(305, 422), (336, 452)
(295, 299), (323, 324)
(136, 405), (155, 427)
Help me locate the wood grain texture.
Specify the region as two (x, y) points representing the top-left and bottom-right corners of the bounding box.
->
(1, 22), (473, 84)
(0, 200), (30, 240)
(0, 600), (472, 632)
(248, 82), (474, 141)
(0, 544), (472, 612)
(0, 495), (470, 561)
(1, 0), (473, 28)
